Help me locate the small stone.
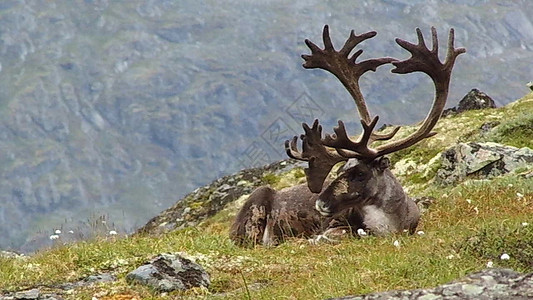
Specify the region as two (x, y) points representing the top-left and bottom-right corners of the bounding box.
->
(500, 253), (510, 260)
(14, 288), (40, 299)
(417, 231), (425, 235)
(126, 253), (210, 292)
(418, 294), (441, 300)
(393, 240), (400, 248)
(462, 284), (485, 296)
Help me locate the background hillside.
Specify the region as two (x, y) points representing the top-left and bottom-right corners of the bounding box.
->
(0, 0), (532, 252)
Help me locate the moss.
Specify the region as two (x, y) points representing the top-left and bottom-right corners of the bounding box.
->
(485, 114), (533, 148)
(261, 173), (281, 185)
(457, 222), (533, 272)
(389, 145), (441, 168)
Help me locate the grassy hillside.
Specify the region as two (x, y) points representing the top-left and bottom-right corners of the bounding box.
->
(0, 93), (532, 299)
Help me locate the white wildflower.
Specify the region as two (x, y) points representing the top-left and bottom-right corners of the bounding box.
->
(500, 253), (510, 260)
(516, 192), (524, 198)
(486, 261), (494, 268)
(357, 228), (367, 237)
(393, 240), (400, 248)
(49, 234), (59, 240)
(473, 207), (479, 214)
(417, 231), (425, 235)
(109, 230), (118, 235)
(446, 254), (455, 259)
(54, 229), (61, 234)
(522, 222), (529, 227)
(466, 199), (472, 204)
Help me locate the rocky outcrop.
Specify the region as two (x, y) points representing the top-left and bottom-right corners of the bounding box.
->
(126, 253), (210, 292)
(442, 89), (496, 117)
(436, 142), (533, 185)
(0, 273), (116, 300)
(329, 268), (533, 300)
(136, 159), (303, 235)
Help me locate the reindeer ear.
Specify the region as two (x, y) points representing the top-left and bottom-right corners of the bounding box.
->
(376, 157), (390, 171)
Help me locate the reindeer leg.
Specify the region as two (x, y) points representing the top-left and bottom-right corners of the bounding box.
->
(309, 207), (366, 244)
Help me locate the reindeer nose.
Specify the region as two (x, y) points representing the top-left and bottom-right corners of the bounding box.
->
(315, 199), (332, 217)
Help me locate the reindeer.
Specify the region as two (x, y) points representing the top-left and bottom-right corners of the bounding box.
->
(230, 25), (465, 246)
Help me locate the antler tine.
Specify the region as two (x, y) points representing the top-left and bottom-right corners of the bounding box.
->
(284, 119), (347, 193)
(373, 27), (465, 157)
(445, 28), (467, 71)
(370, 125), (401, 142)
(302, 25), (397, 123)
(322, 116), (381, 159)
(285, 136), (305, 161)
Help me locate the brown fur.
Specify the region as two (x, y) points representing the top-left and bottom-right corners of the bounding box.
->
(230, 158), (419, 246)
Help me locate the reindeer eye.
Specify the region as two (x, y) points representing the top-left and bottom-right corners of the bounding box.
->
(350, 171), (366, 181)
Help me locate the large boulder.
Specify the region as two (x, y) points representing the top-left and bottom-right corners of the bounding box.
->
(436, 142), (533, 185)
(126, 253), (210, 292)
(329, 268), (533, 300)
(442, 89), (496, 117)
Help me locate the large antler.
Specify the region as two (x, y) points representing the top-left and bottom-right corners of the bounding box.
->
(320, 27), (465, 160)
(287, 25), (465, 193)
(285, 120), (347, 193)
(302, 25), (397, 125)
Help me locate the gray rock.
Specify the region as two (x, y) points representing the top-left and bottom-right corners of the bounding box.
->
(0, 251), (23, 259)
(329, 268), (533, 300)
(13, 289), (39, 300)
(83, 273), (116, 284)
(436, 142), (533, 184)
(126, 253), (210, 292)
(442, 89), (497, 117)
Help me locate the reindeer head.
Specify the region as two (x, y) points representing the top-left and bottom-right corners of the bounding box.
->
(314, 157), (392, 216)
(286, 26), (465, 216)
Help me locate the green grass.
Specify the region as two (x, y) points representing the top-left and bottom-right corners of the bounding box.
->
(1, 175), (531, 299)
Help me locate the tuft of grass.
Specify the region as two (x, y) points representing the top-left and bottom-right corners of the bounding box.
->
(484, 112), (533, 148)
(261, 173), (280, 185)
(458, 222), (533, 271)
